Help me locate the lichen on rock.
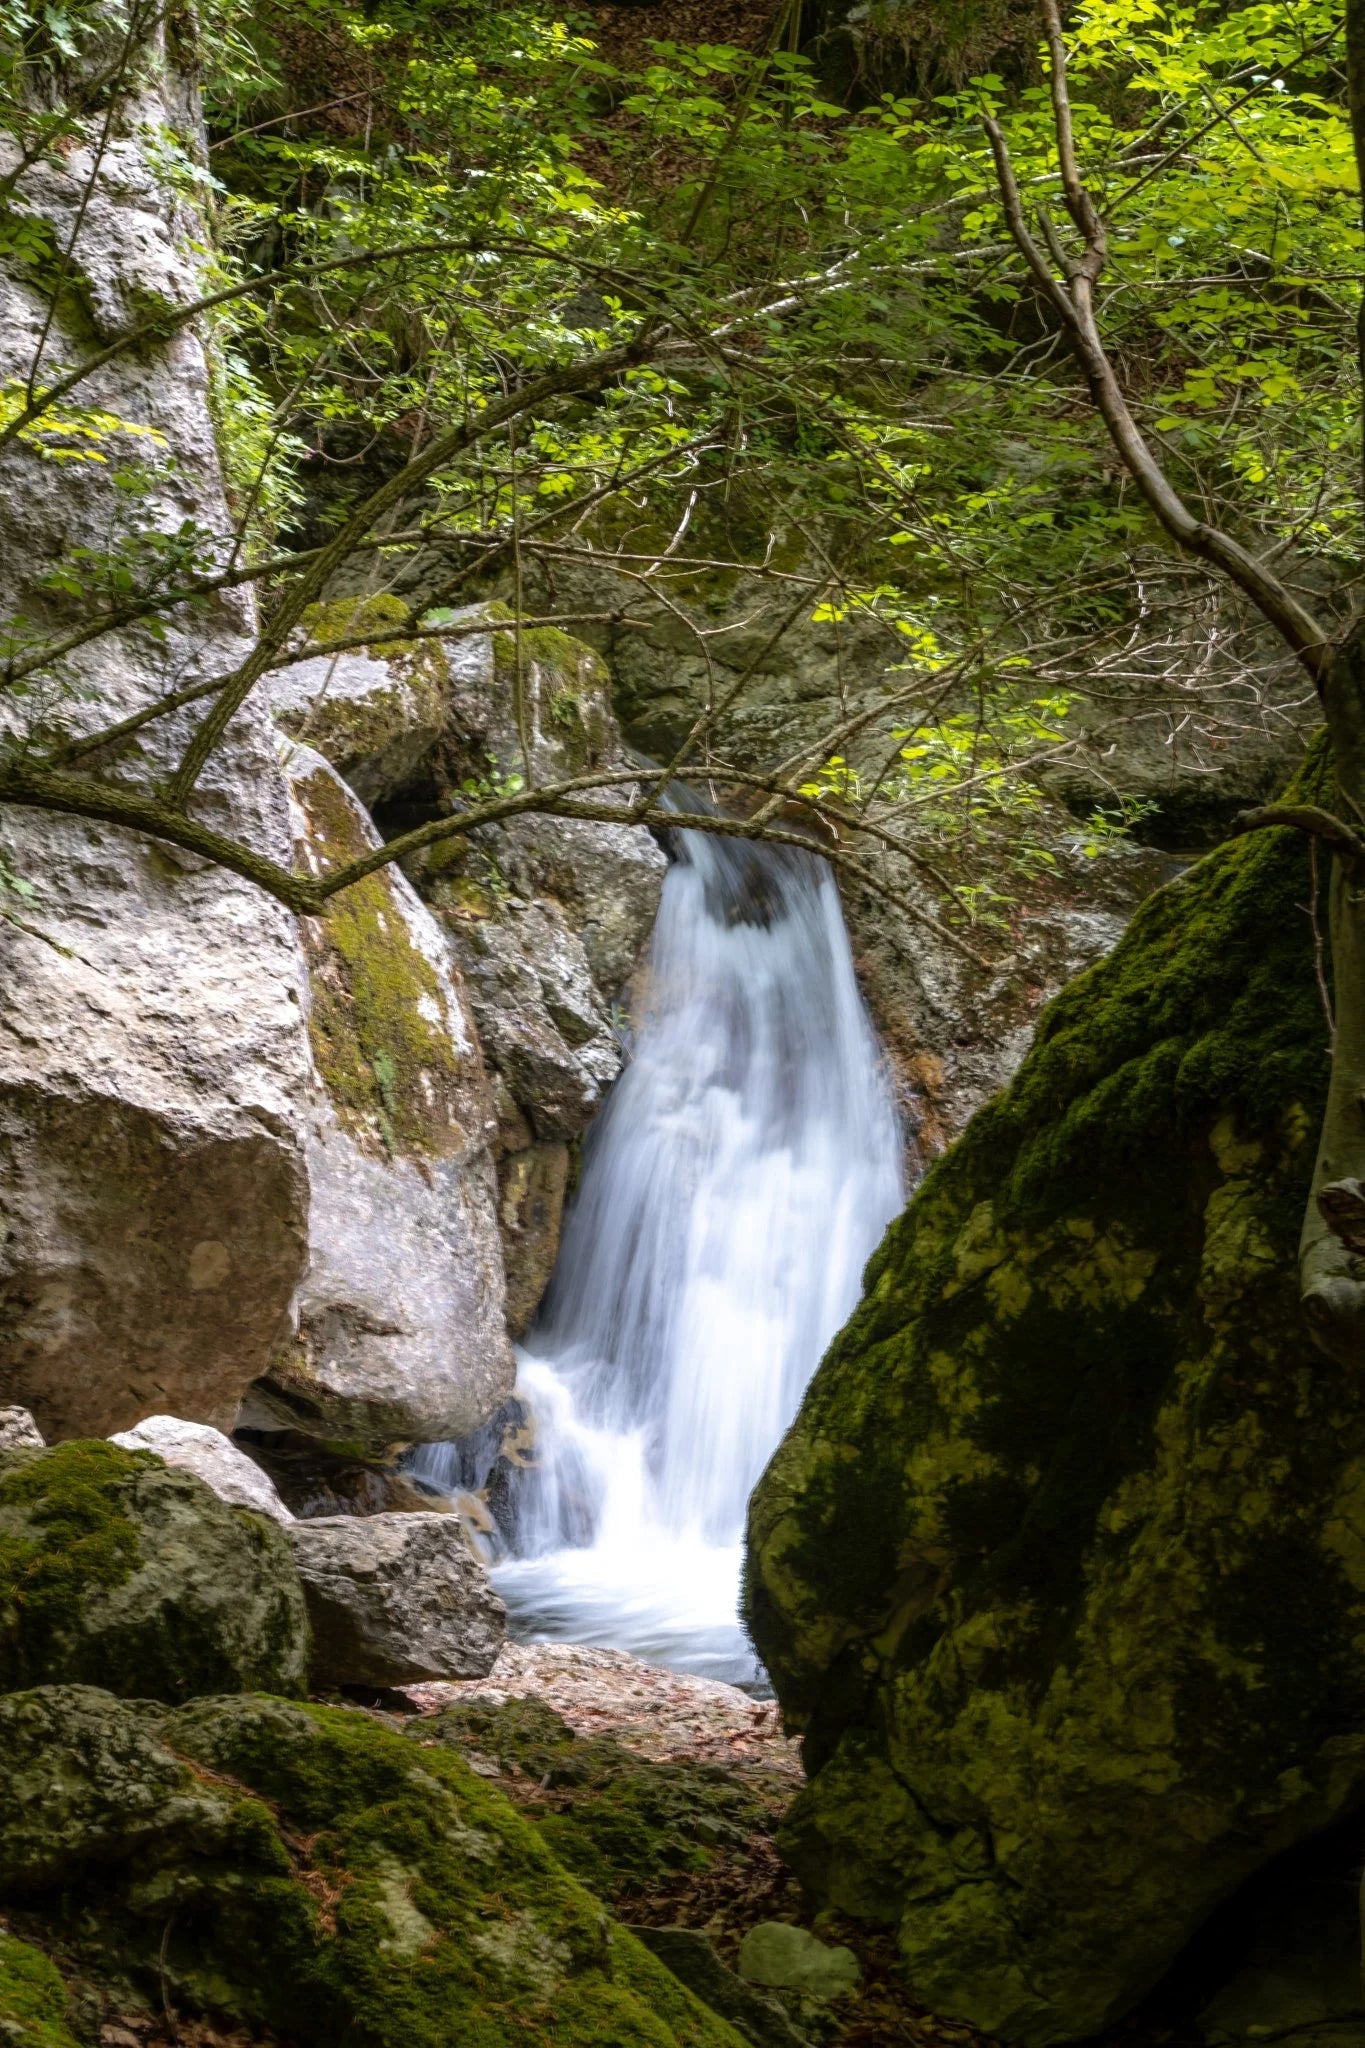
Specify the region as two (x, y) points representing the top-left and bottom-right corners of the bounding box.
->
(271, 597), (450, 806)
(0, 1685), (745, 2048)
(0, 1441), (309, 1702)
(291, 753), (482, 1160)
(745, 781), (1362, 2046)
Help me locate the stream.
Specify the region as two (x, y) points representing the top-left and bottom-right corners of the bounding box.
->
(415, 824), (904, 1685)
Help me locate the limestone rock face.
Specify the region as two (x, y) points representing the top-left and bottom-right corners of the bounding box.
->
(0, 1685), (745, 2048)
(0, 1441), (309, 1701)
(249, 750), (513, 1445)
(109, 1415), (294, 1524)
(407, 615), (665, 1332)
(745, 802), (1365, 2047)
(268, 597), (449, 805)
(288, 1510), (505, 1685)
(0, 45), (312, 1442)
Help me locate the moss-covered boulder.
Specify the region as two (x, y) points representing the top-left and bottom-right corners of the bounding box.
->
(414, 1696), (771, 1901)
(0, 1684), (743, 2048)
(0, 1932), (81, 2048)
(744, 811), (1365, 2045)
(0, 1441), (308, 1701)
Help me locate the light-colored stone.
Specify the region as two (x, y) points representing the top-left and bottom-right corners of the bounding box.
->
(109, 1415), (294, 1524)
(249, 750), (513, 1447)
(0, 53), (313, 1443)
(736, 1924), (861, 2001)
(398, 613), (665, 1332)
(288, 1511), (505, 1686)
(0, 1408), (43, 1454)
(454, 902), (620, 1142)
(268, 628), (447, 806)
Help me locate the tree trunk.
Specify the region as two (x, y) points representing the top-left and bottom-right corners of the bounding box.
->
(1302, 621), (1365, 1365)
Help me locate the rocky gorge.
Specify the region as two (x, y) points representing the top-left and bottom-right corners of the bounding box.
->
(2, 3), (1363, 2048)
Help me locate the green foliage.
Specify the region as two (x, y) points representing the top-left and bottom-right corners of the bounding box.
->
(1, 0), (1355, 903)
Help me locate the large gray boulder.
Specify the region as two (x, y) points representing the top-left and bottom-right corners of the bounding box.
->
(0, 1440), (309, 1700)
(0, 41), (312, 1443)
(110, 1415), (294, 1524)
(247, 750), (513, 1445)
(288, 1511), (505, 1686)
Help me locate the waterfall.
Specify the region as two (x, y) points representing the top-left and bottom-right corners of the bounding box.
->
(414, 824), (905, 1685)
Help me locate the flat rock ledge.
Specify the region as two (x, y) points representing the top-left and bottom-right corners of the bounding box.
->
(406, 1640), (802, 1778)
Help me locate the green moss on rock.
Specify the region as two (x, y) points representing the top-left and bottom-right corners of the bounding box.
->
(744, 768), (1365, 2046)
(283, 599), (449, 793)
(295, 765), (476, 1156)
(0, 1932), (80, 2048)
(0, 1443), (308, 1702)
(416, 1697), (768, 1900)
(0, 1686), (744, 2048)
(491, 620), (615, 772)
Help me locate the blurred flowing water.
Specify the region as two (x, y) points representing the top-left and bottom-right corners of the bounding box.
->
(413, 825), (904, 1685)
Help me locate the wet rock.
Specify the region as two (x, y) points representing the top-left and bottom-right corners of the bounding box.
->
(451, 899), (620, 1142)
(287, 1511), (504, 1686)
(0, 1441), (309, 1701)
(400, 611), (665, 1330)
(248, 750), (513, 1447)
(0, 1409), (43, 1456)
(0, 1686), (745, 2048)
(736, 1925), (860, 2002)
(746, 779), (1365, 2046)
(498, 1140), (571, 1337)
(109, 1415), (293, 1524)
(632, 1928), (806, 2048)
(235, 1427), (453, 1519)
(0, 82), (312, 1445)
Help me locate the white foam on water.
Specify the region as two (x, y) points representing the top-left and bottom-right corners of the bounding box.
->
(415, 825), (904, 1686)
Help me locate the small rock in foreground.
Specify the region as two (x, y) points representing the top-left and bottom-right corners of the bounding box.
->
(737, 1924), (861, 2001)
(109, 1415), (294, 1524)
(289, 1511), (504, 1686)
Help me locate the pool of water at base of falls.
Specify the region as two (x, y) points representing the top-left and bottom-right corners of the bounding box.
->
(410, 823), (905, 1690)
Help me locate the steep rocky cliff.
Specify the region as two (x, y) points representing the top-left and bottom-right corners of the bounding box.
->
(744, 787), (1362, 2045)
(0, 17), (663, 1447)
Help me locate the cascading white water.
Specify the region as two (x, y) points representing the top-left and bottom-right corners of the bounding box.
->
(416, 825), (904, 1686)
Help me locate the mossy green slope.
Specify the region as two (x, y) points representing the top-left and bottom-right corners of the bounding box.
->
(415, 1696), (769, 1900)
(744, 806), (1365, 2046)
(0, 1443), (308, 1702)
(0, 1686), (743, 2048)
(0, 1932), (81, 2048)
